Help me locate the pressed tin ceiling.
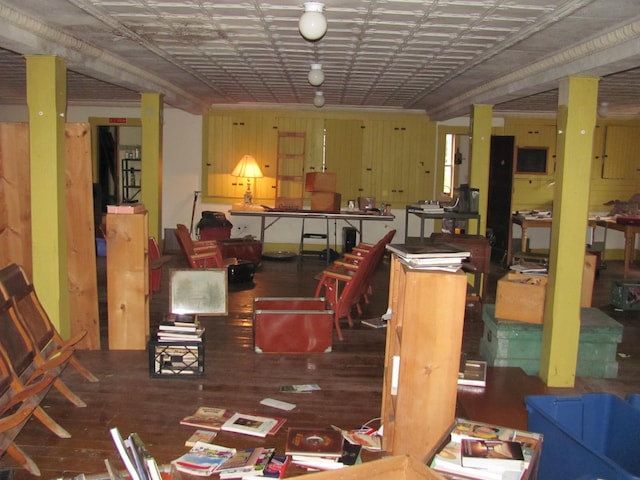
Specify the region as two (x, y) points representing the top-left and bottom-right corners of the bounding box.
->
(0, 0), (638, 119)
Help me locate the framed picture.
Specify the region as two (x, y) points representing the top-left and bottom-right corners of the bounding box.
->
(169, 269), (228, 315)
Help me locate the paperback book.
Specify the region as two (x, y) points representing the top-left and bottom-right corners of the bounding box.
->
(185, 429), (218, 447)
(221, 412), (281, 438)
(278, 384), (321, 393)
(450, 418), (541, 461)
(386, 243), (470, 259)
(458, 359), (487, 387)
(431, 440), (523, 480)
(285, 428), (344, 458)
(180, 407), (233, 431)
(219, 448), (275, 479)
(171, 441), (236, 476)
(261, 454), (291, 478)
(216, 448), (265, 477)
(460, 439), (525, 471)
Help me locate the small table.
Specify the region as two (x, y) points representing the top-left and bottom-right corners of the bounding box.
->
(404, 206), (481, 242)
(594, 218), (640, 279)
(507, 215), (553, 266)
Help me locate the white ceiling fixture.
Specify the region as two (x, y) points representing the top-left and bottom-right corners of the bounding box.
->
(308, 63), (324, 87)
(313, 91), (325, 108)
(299, 2), (327, 41)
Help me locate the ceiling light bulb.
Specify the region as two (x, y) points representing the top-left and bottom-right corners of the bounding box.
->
(313, 91), (325, 108)
(299, 2), (327, 41)
(308, 63), (324, 86)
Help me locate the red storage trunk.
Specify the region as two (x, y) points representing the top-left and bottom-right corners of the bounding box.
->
(199, 226), (232, 240)
(253, 297), (333, 353)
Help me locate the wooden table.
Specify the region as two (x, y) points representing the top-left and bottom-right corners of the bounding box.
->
(507, 215), (552, 265)
(404, 206), (481, 242)
(594, 218), (640, 279)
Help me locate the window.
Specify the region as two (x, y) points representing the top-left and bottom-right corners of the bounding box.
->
(515, 147), (548, 174)
(443, 134), (454, 194)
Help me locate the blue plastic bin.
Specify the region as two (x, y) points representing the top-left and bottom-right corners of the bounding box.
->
(526, 393), (640, 480)
(627, 393), (640, 410)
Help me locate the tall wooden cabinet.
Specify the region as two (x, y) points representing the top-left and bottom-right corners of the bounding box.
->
(381, 255), (467, 461)
(106, 211), (149, 350)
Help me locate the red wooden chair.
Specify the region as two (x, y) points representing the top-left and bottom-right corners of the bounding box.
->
(315, 229), (396, 340)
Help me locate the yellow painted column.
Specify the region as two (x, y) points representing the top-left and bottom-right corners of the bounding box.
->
(25, 55), (69, 336)
(469, 105), (493, 235)
(140, 93), (164, 244)
(540, 76), (599, 387)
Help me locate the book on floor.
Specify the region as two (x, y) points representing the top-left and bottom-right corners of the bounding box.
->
(221, 412), (280, 438)
(218, 447), (276, 479)
(171, 441), (236, 476)
(285, 427), (344, 458)
(180, 407), (233, 431)
(261, 454), (291, 478)
(278, 384), (321, 393)
(185, 429), (218, 447)
(460, 439), (525, 471)
(109, 427), (143, 480)
(215, 448), (265, 477)
(458, 359), (487, 387)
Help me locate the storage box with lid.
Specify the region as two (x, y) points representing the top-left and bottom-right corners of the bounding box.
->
(610, 280), (640, 310)
(253, 297), (334, 353)
(481, 305), (622, 378)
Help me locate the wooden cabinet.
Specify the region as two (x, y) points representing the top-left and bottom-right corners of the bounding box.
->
(106, 211), (149, 350)
(381, 255), (467, 461)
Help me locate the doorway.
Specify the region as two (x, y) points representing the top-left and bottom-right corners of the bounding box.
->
(487, 136), (515, 263)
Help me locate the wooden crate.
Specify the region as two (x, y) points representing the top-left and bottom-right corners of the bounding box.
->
(305, 172), (337, 192)
(310, 192), (342, 212)
(495, 273), (547, 324)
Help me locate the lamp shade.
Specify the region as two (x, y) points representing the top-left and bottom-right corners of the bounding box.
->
(299, 2), (327, 41)
(231, 155), (263, 178)
(313, 91), (325, 108)
(308, 63), (325, 86)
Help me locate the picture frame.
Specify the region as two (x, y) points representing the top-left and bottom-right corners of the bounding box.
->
(169, 268), (228, 315)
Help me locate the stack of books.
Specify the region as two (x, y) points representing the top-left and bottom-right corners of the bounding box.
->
(156, 314), (204, 342)
(109, 428), (163, 480)
(430, 419), (542, 480)
(386, 243), (471, 271)
(180, 407), (286, 437)
(408, 201), (445, 213)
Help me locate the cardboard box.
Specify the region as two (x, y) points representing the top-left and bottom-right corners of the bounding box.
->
(311, 192), (342, 212)
(495, 273), (547, 324)
(305, 455), (445, 480)
(305, 172), (336, 192)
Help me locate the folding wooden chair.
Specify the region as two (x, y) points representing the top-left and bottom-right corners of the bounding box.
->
(0, 342), (57, 476)
(0, 300), (72, 440)
(0, 263), (98, 385)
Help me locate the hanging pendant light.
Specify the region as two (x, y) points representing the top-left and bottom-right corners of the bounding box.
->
(299, 2), (327, 41)
(313, 91), (325, 108)
(308, 63), (325, 86)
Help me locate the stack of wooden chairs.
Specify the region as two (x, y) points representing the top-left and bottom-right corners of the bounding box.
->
(0, 263), (98, 476)
(315, 229), (396, 340)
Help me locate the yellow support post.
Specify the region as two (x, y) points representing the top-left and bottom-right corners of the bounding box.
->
(469, 104), (493, 235)
(140, 93), (164, 244)
(25, 55), (69, 336)
(540, 76), (599, 387)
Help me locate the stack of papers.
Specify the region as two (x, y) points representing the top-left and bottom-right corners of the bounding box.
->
(386, 243), (471, 271)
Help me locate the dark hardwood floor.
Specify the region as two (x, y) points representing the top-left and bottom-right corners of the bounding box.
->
(3, 249), (640, 479)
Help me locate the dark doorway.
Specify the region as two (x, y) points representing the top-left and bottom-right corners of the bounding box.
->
(487, 136), (515, 263)
(97, 126), (117, 212)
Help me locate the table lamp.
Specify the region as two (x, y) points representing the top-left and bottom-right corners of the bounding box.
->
(231, 155), (263, 204)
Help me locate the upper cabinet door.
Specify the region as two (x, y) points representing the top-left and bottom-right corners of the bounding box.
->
(602, 125), (640, 179)
(324, 119), (363, 203)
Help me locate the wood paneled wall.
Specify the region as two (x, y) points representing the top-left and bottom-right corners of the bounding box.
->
(0, 122), (100, 349)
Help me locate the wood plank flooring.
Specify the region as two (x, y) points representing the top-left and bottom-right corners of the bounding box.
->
(3, 250), (640, 479)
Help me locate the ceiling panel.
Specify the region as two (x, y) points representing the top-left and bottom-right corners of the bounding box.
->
(0, 0), (637, 119)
